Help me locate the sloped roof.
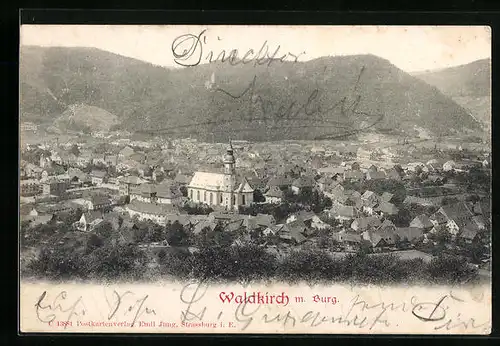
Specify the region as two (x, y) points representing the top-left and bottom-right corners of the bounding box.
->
(236, 177), (254, 193)
(317, 176), (334, 185)
(90, 170), (107, 178)
(430, 212), (448, 225)
(139, 183), (157, 195)
(90, 194), (110, 205)
(83, 210), (104, 223)
(410, 214), (434, 229)
(394, 227), (424, 242)
(472, 215), (487, 229)
(67, 168), (88, 180)
(344, 170), (364, 179)
(318, 166), (345, 175)
(188, 172), (226, 190)
(378, 218), (396, 230)
(341, 232), (361, 243)
(366, 171), (386, 180)
(254, 213), (276, 227)
(336, 205), (357, 218)
(193, 220), (218, 234)
(156, 183), (180, 199)
(361, 190), (377, 200)
(365, 229), (397, 246)
(439, 202), (474, 227)
(291, 176), (315, 188)
(265, 186), (284, 198)
(376, 202), (399, 215)
(352, 216), (381, 231)
(127, 200), (176, 216)
(278, 223), (307, 243)
(385, 168), (402, 179)
(165, 214), (191, 226)
(267, 175), (293, 187)
(474, 200), (491, 217)
(380, 192), (394, 203)
(119, 175), (147, 185)
(403, 195), (435, 207)
(119, 146), (135, 156)
(460, 223), (479, 240)
(293, 210), (316, 221)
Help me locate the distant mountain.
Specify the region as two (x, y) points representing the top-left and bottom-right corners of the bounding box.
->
(20, 46), (483, 141)
(413, 59), (491, 131)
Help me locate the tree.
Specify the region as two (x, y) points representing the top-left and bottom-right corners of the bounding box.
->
(148, 224), (166, 242)
(435, 228), (451, 245)
(85, 243), (149, 281)
(191, 245), (235, 281)
(462, 241), (487, 263)
(230, 244), (278, 283)
(317, 234), (339, 250)
(442, 197), (459, 206)
(25, 245), (88, 280)
(357, 240), (373, 255)
(277, 248), (339, 283)
(86, 233), (104, 253)
(95, 221), (113, 240)
(426, 254), (477, 284)
(253, 189), (266, 203)
(165, 221), (190, 246)
(179, 185), (188, 197)
(70, 144), (80, 156)
(133, 224), (149, 243)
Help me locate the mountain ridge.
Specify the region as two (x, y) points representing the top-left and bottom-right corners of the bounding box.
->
(20, 45), (483, 141)
(413, 58), (490, 132)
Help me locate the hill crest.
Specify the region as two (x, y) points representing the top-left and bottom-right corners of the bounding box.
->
(20, 45), (483, 141)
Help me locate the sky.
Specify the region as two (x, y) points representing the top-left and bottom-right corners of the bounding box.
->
(20, 25), (491, 72)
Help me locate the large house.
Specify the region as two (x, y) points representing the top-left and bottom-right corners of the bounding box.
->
(20, 179), (42, 197)
(75, 211), (104, 232)
(90, 170), (108, 185)
(83, 194), (111, 211)
(130, 182), (182, 205)
(187, 142), (254, 212)
(264, 186), (285, 204)
(42, 180), (69, 196)
(126, 200), (178, 225)
(119, 175), (148, 196)
(436, 201), (475, 236)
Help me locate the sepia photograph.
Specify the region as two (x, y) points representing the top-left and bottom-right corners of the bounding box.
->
(19, 24), (491, 334)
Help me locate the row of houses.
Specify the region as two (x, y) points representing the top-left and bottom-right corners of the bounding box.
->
(327, 199), (490, 250)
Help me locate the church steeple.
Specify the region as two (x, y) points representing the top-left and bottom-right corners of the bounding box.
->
(223, 140), (235, 175)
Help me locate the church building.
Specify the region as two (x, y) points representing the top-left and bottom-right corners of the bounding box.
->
(187, 142), (254, 211)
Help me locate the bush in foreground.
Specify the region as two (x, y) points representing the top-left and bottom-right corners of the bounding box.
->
(23, 243), (479, 285)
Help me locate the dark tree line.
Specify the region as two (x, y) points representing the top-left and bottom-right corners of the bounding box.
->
(23, 240), (479, 285)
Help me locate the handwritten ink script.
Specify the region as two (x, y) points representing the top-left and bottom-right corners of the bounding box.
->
(22, 282), (491, 334)
(171, 29), (306, 67)
(179, 282), (491, 333)
(147, 65), (383, 141)
(34, 288), (156, 329)
(213, 65), (380, 129)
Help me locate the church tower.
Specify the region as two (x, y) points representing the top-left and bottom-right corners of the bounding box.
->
(223, 140), (235, 175)
(222, 140), (236, 210)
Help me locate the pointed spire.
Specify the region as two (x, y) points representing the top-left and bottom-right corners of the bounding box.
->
(226, 138), (234, 154)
